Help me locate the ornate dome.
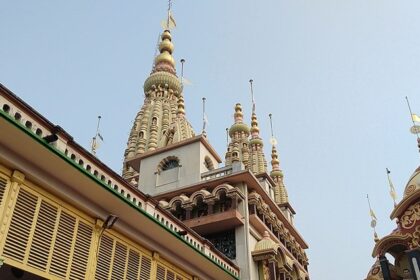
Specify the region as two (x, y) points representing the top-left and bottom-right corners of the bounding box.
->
(403, 166), (420, 198)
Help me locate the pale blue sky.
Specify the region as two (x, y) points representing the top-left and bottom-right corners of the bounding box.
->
(1, 1), (420, 279)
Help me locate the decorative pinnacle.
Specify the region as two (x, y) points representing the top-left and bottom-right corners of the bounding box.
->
(234, 103), (244, 123)
(250, 113), (260, 136)
(153, 30), (176, 74)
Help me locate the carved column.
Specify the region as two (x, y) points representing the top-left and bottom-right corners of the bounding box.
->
(86, 219), (104, 280)
(228, 193), (238, 210)
(183, 204), (193, 220)
(0, 170), (24, 245)
(206, 200), (215, 215)
(249, 204), (256, 215)
(268, 259), (277, 280)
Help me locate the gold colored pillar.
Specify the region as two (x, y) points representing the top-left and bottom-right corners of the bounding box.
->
(0, 170), (24, 246)
(85, 219), (104, 280)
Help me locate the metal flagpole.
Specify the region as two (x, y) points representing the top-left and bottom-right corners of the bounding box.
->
(405, 96), (420, 154)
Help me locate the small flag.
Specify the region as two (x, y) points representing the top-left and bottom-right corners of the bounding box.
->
(98, 133), (104, 141)
(179, 77), (192, 86)
(161, 12), (176, 30)
(369, 208), (377, 223)
(386, 168), (397, 205)
(169, 11), (177, 28)
(412, 113), (420, 123)
(204, 113), (209, 126)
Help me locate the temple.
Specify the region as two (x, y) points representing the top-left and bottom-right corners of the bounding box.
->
(365, 153), (420, 280)
(121, 9), (310, 280)
(0, 4), (310, 280)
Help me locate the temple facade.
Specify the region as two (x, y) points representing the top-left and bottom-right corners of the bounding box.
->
(121, 13), (310, 280)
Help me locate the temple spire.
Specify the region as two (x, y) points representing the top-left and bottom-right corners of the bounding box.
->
(248, 79), (267, 174)
(268, 114), (289, 205)
(122, 4), (195, 183)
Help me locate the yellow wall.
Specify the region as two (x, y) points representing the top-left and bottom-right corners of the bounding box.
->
(0, 165), (193, 280)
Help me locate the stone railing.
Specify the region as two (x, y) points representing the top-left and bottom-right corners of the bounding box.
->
(201, 166), (233, 181)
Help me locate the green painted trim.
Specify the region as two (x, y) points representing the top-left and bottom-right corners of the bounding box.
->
(0, 108), (240, 279)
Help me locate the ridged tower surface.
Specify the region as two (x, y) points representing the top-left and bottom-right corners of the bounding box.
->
(122, 30), (195, 182)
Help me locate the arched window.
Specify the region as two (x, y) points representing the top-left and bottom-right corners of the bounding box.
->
(171, 201), (186, 221)
(162, 159), (179, 170)
(204, 156), (215, 170)
(139, 131), (144, 139)
(158, 156), (180, 172)
(214, 191), (232, 213)
(151, 117), (157, 125)
(192, 196), (208, 218)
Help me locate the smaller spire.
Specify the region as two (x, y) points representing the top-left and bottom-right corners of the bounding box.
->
(247, 79), (267, 174)
(250, 113), (262, 141)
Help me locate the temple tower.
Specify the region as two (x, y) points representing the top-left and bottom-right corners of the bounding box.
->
(122, 29), (195, 183)
(248, 112), (268, 174)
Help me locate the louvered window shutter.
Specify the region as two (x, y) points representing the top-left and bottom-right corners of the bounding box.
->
(111, 241), (128, 279)
(0, 177), (7, 206)
(157, 264), (166, 280)
(27, 200), (59, 270)
(95, 234), (114, 280)
(167, 270), (175, 280)
(140, 255), (152, 280)
(2, 186), (94, 279)
(69, 221), (93, 279)
(127, 249), (141, 279)
(3, 189), (38, 261)
(49, 211), (77, 278)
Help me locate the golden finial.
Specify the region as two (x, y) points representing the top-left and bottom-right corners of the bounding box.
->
(234, 103), (244, 123)
(154, 1), (178, 73)
(269, 114), (282, 178)
(154, 30), (175, 71)
(367, 194), (380, 242)
(405, 96), (420, 155)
